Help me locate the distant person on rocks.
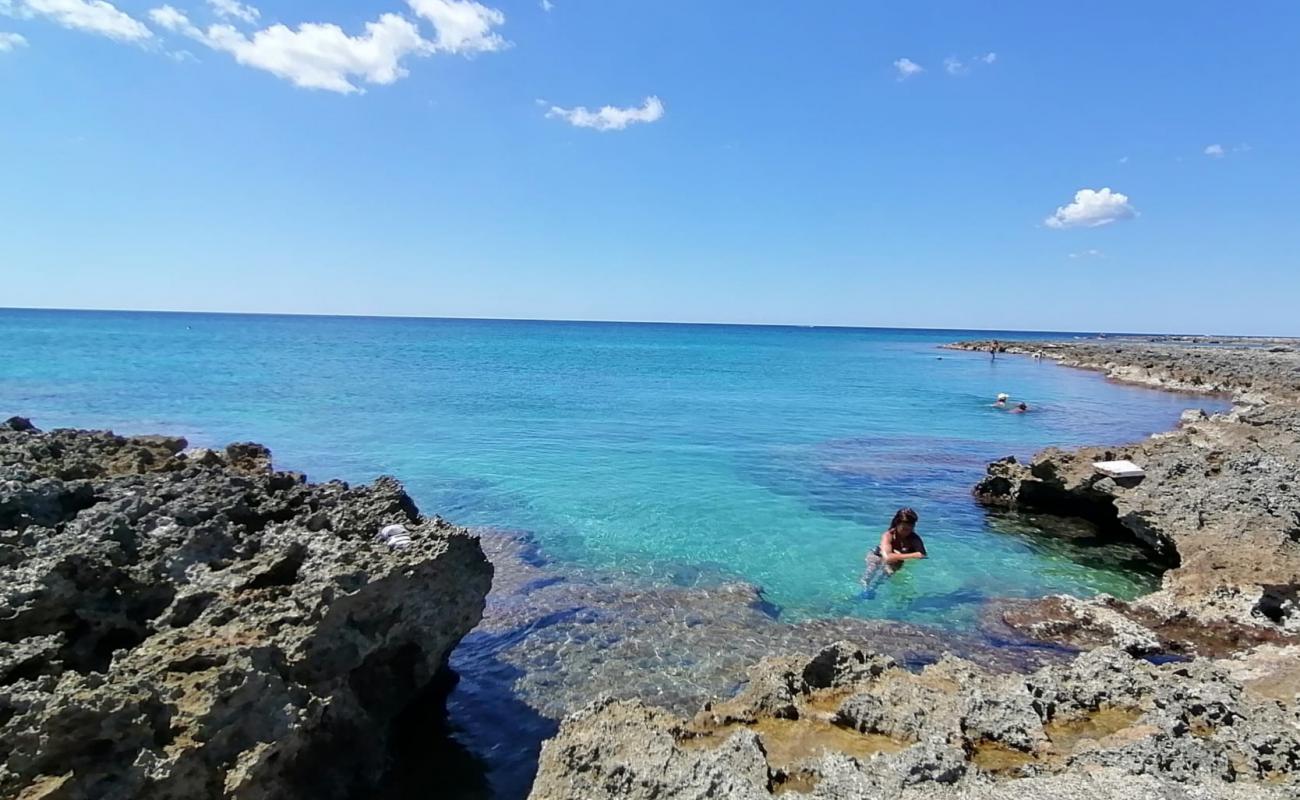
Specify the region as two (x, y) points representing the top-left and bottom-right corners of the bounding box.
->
(861, 507), (927, 594)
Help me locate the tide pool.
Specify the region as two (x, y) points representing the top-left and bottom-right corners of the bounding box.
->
(0, 310), (1225, 626)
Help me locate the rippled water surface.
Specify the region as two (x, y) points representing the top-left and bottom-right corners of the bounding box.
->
(2, 310), (1225, 624)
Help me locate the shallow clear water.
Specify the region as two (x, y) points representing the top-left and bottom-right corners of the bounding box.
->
(0, 309), (1225, 626)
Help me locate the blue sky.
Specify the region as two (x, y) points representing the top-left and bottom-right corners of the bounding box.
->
(2, 1), (1297, 334)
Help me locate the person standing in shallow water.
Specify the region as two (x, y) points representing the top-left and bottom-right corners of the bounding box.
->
(990, 340), (1000, 360)
(861, 507), (928, 593)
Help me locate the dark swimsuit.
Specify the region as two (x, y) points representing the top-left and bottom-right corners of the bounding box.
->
(871, 532), (926, 558)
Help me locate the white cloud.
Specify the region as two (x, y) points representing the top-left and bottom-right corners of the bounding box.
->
(1204, 143), (1224, 158)
(202, 14), (430, 93)
(1069, 249), (1105, 259)
(893, 57), (923, 79)
(148, 4), (194, 32)
(146, 2), (508, 93)
(23, 0), (506, 93)
(207, 0), (258, 24)
(1044, 188), (1136, 229)
(406, 0), (506, 54)
(540, 0), (553, 10)
(546, 95), (664, 131)
(0, 30), (27, 50)
(14, 0), (152, 42)
(944, 52), (997, 76)
(1118, 155), (1129, 164)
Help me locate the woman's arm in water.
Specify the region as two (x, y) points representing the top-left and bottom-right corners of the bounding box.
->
(879, 531), (925, 563)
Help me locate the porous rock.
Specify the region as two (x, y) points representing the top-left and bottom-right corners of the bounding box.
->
(0, 419), (492, 800)
(529, 643), (1300, 798)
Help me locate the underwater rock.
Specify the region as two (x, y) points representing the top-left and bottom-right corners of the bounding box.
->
(0, 420), (492, 800)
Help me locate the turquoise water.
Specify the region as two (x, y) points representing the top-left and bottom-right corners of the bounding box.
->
(0, 309), (1222, 626)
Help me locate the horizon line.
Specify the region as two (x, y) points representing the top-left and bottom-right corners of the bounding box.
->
(0, 305), (1287, 339)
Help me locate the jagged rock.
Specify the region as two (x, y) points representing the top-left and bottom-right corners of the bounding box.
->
(530, 645), (1300, 798)
(0, 421), (492, 800)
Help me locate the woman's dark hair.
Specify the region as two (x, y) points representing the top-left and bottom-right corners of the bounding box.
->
(889, 507), (919, 530)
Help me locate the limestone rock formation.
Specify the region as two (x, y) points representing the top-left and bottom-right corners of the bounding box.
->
(950, 340), (1300, 655)
(0, 417), (492, 799)
(529, 642), (1300, 799)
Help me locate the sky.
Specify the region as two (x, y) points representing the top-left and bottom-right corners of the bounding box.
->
(1, 1), (1298, 335)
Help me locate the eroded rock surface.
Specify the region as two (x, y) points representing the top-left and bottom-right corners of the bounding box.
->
(0, 417), (492, 800)
(529, 642), (1300, 799)
(947, 340), (1300, 655)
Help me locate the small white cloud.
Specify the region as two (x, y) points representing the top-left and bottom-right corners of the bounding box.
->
(206, 0), (258, 24)
(148, 4), (194, 33)
(14, 0), (152, 42)
(944, 52), (995, 76)
(0, 30), (27, 50)
(540, 0), (553, 10)
(1204, 143), (1224, 158)
(1044, 188), (1136, 229)
(546, 95), (664, 131)
(893, 57), (923, 79)
(1069, 249), (1105, 259)
(406, 0), (507, 54)
(1233, 142), (1251, 153)
(1118, 155), (1129, 164)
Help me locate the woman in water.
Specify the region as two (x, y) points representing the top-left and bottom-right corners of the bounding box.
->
(861, 507), (927, 593)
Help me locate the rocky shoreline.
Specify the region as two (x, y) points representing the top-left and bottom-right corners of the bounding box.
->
(531, 642), (1300, 798)
(0, 418), (491, 799)
(948, 339), (1300, 659)
(527, 338), (1300, 798)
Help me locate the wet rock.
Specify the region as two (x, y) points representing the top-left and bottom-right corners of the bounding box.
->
(0, 420), (492, 800)
(986, 595), (1162, 655)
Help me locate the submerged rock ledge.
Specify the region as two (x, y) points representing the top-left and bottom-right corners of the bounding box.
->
(0, 417), (491, 799)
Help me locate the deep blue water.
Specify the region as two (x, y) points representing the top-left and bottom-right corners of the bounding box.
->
(1, 309), (1225, 626)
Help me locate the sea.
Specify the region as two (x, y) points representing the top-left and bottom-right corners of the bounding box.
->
(0, 309), (1230, 796)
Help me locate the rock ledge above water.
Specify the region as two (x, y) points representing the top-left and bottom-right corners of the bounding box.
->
(529, 641), (1300, 799)
(0, 417), (492, 800)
